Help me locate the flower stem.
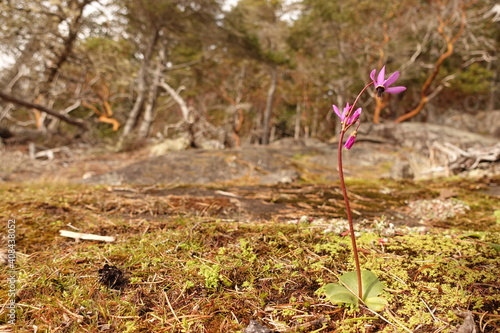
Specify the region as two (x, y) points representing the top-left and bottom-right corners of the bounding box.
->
(334, 77), (395, 301)
(342, 82), (374, 131)
(338, 124), (362, 300)
(336, 81), (374, 301)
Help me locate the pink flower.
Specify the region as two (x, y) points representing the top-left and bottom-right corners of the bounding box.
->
(344, 131), (357, 149)
(333, 103), (362, 125)
(370, 66), (406, 97)
(347, 107), (362, 125)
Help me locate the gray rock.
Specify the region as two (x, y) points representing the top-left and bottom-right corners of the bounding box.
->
(79, 123), (499, 185)
(244, 320), (272, 333)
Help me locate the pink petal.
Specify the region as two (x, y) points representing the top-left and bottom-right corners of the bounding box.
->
(340, 103), (351, 121)
(370, 69), (376, 82)
(342, 103), (351, 117)
(344, 135), (356, 149)
(377, 66), (386, 86)
(385, 86), (406, 94)
(332, 105), (342, 118)
(347, 108), (362, 124)
(384, 71), (400, 87)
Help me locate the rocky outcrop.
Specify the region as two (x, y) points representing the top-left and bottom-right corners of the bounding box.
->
(81, 147), (305, 186)
(1, 122), (494, 185)
(81, 123), (499, 186)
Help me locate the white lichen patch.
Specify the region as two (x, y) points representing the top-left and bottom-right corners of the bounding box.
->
(289, 215), (427, 236)
(407, 198), (470, 222)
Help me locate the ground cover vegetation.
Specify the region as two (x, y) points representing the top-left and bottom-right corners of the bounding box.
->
(0, 176), (498, 332)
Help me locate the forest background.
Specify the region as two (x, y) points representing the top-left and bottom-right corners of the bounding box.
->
(0, 0), (499, 150)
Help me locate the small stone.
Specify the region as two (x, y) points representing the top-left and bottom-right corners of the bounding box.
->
(244, 320), (272, 333)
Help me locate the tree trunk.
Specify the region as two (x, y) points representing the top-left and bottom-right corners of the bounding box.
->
(487, 60), (498, 111)
(294, 102), (301, 140)
(34, 0), (93, 130)
(121, 28), (161, 138)
(261, 67), (277, 145)
(311, 106), (318, 138)
(373, 94), (389, 124)
(394, 6), (465, 123)
(137, 87), (158, 139)
(138, 57), (162, 138)
(44, 0), (92, 88)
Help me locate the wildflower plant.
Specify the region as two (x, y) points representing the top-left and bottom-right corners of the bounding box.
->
(323, 66), (406, 311)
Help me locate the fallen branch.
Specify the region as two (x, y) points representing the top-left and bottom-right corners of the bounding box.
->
(59, 230), (115, 242)
(432, 142), (500, 172)
(28, 143), (72, 161)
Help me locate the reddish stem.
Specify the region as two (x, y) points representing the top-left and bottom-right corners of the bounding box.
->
(337, 81), (373, 300)
(337, 131), (362, 300)
(342, 82), (374, 132)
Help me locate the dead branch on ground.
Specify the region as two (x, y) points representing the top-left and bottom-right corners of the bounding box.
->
(432, 141), (500, 172)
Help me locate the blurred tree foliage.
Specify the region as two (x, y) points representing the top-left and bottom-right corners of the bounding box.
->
(452, 63), (495, 94)
(0, 0), (498, 146)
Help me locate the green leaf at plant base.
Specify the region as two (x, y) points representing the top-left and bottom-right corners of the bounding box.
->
(364, 296), (388, 312)
(489, 243), (500, 252)
(460, 232), (486, 240)
(324, 283), (357, 305)
(324, 270), (387, 311)
(493, 210), (500, 223)
(339, 270), (384, 300)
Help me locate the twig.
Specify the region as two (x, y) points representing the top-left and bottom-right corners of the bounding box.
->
(163, 290), (181, 324)
(59, 230), (115, 242)
(420, 298), (439, 323)
(56, 300), (84, 321)
(382, 308), (414, 333)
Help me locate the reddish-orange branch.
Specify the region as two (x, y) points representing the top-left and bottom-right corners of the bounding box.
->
(83, 76), (121, 131)
(372, 22), (391, 124)
(395, 1), (466, 123)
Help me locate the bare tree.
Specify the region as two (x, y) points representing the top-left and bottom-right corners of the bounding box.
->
(395, 0), (468, 123)
(0, 0), (96, 131)
(121, 28), (161, 138)
(261, 67), (278, 144)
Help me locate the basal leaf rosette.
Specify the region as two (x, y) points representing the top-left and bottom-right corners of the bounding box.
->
(323, 270), (388, 311)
